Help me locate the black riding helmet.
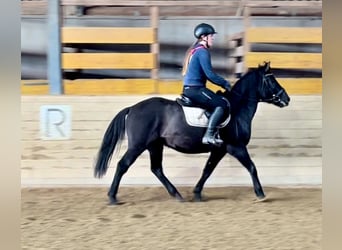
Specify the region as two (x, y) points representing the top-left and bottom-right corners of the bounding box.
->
(194, 23), (217, 39)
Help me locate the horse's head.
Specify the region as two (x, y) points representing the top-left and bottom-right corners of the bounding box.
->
(219, 62), (290, 108)
(256, 62), (290, 107)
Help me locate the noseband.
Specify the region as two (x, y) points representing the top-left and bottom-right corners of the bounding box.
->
(260, 88), (285, 104)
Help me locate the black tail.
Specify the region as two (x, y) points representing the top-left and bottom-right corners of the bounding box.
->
(94, 107), (130, 178)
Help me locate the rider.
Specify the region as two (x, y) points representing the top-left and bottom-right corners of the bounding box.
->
(182, 23), (231, 146)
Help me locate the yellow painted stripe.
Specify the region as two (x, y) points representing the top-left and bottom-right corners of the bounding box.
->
(21, 85), (49, 95)
(21, 80), (49, 95)
(246, 52), (322, 69)
(64, 79), (156, 95)
(21, 78), (322, 95)
(62, 53), (156, 69)
(247, 27), (322, 44)
(62, 27), (156, 44)
(277, 78), (322, 95)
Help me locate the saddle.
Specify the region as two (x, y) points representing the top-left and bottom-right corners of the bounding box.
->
(176, 94), (230, 128)
(176, 94), (211, 117)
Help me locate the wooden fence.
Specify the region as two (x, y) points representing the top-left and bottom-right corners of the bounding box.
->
(227, 9), (322, 94)
(21, 0), (322, 95)
(244, 5), (322, 94)
(61, 6), (159, 91)
(21, 0), (323, 17)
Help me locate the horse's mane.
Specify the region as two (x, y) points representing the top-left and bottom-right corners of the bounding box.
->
(219, 63), (268, 103)
(232, 64), (265, 91)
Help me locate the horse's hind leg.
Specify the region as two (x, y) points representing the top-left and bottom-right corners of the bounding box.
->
(193, 148), (226, 201)
(108, 147), (145, 205)
(227, 145), (266, 200)
(148, 141), (184, 202)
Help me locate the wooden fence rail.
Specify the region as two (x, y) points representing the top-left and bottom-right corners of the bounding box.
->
(60, 5), (159, 92)
(62, 28), (157, 70)
(226, 7), (322, 94)
(21, 0), (322, 95)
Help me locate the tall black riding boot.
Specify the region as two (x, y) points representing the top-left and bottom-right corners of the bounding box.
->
(202, 107), (224, 146)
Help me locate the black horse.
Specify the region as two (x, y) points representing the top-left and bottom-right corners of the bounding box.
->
(94, 62), (290, 204)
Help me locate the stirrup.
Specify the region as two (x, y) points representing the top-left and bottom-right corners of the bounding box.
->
(202, 135), (223, 146)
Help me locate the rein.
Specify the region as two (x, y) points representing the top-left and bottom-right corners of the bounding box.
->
(230, 89), (258, 103)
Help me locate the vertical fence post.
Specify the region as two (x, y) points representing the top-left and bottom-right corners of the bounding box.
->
(150, 6), (159, 93)
(243, 6), (250, 74)
(47, 0), (63, 95)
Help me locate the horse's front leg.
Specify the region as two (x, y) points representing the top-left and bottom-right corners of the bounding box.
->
(226, 144), (266, 200)
(193, 148), (226, 201)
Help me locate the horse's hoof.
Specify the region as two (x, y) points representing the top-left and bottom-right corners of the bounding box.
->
(254, 196), (267, 203)
(108, 198), (125, 206)
(193, 194), (204, 202)
(108, 198), (117, 205)
(174, 193), (185, 202)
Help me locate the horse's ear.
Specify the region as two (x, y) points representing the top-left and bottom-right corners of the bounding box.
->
(264, 61), (271, 72)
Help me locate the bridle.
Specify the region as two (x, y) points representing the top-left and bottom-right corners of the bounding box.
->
(230, 72), (284, 104)
(258, 73), (285, 105)
(229, 70), (287, 107)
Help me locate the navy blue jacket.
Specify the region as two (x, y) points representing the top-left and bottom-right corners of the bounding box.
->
(183, 44), (231, 90)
